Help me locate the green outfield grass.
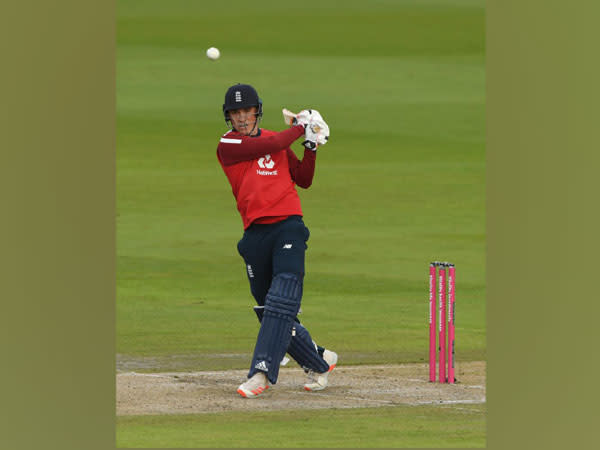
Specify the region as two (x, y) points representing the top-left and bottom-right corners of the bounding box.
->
(117, 0), (485, 446)
(117, 405), (486, 448)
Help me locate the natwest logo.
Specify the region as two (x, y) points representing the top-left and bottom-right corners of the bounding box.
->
(258, 154), (275, 169)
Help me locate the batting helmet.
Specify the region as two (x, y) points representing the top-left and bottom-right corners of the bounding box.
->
(222, 83), (263, 127)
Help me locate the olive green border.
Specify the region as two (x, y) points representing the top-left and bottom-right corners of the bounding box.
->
(487, 1), (597, 449)
(2, 1), (116, 449)
(2, 1), (596, 449)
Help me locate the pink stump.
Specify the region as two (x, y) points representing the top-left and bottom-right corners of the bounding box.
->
(429, 264), (436, 382)
(438, 266), (447, 383)
(448, 264), (456, 384)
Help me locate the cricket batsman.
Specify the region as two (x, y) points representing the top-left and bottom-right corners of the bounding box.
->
(216, 83), (338, 398)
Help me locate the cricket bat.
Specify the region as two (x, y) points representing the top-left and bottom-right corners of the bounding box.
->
(282, 108), (297, 126)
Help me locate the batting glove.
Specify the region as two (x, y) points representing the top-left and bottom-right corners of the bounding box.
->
(303, 110), (330, 146)
(283, 108), (330, 149)
(311, 118), (330, 145)
(303, 119), (322, 150)
(293, 109), (312, 128)
(302, 139), (318, 151)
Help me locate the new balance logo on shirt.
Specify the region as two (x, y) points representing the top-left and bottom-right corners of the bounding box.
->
(283, 244), (292, 249)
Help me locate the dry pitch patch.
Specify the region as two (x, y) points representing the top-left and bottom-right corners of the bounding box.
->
(117, 361), (485, 416)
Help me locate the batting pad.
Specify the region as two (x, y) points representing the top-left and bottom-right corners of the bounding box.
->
(287, 322), (330, 373)
(248, 273), (303, 383)
(254, 306), (328, 372)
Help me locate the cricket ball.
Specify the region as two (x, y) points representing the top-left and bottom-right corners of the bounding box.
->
(206, 47), (220, 61)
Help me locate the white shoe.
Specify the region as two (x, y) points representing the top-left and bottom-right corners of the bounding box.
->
(304, 349), (338, 391)
(237, 372), (270, 398)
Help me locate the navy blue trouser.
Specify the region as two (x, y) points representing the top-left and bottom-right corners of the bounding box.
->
(237, 215), (329, 383)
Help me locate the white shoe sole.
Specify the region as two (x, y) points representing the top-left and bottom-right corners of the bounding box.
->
(237, 384), (269, 398)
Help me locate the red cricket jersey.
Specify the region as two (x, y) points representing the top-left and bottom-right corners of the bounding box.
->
(217, 125), (316, 229)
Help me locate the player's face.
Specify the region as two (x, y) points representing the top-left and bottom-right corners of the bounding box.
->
(229, 106), (259, 135)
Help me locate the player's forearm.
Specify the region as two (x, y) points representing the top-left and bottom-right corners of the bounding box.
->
(288, 148), (316, 189)
(217, 125), (305, 165)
